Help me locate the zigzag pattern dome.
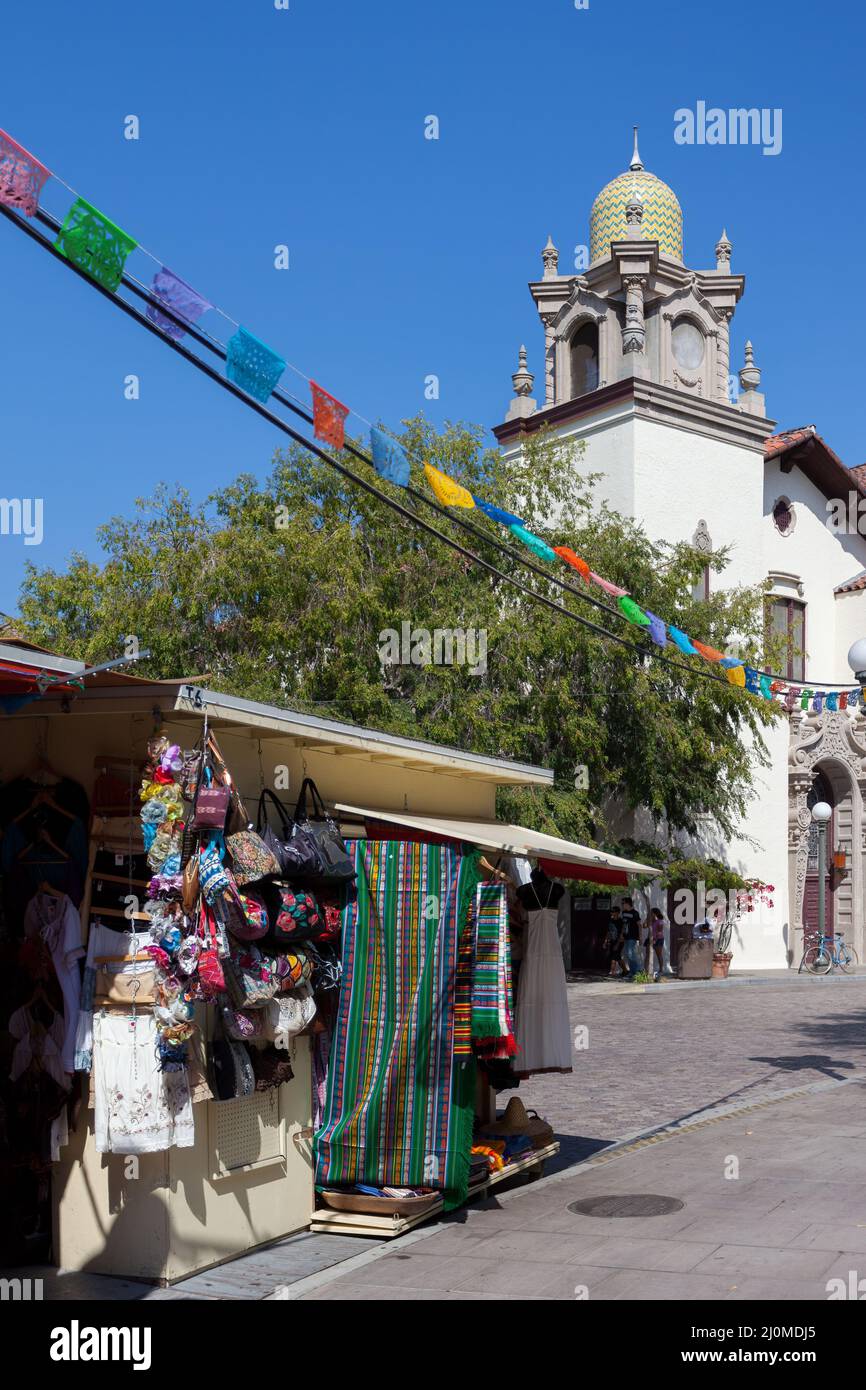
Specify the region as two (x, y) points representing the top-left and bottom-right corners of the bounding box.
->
(589, 148), (683, 264)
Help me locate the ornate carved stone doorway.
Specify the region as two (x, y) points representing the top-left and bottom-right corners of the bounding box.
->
(788, 711), (866, 964)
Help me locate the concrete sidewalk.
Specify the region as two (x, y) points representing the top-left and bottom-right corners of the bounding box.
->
(568, 967), (866, 997)
(294, 1074), (866, 1301)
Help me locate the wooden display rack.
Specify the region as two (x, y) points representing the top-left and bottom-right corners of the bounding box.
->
(309, 1142), (559, 1239)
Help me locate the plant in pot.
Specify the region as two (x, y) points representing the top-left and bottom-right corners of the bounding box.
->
(713, 879), (775, 977)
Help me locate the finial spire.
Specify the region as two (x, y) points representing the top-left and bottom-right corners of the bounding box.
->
(630, 125), (643, 171)
(506, 345), (537, 421)
(738, 340), (767, 418)
(542, 234), (559, 279)
(715, 227), (732, 271)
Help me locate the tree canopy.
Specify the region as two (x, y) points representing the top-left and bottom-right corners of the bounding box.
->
(18, 418), (781, 849)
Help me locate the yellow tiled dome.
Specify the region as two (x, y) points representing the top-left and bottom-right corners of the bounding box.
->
(590, 160), (683, 263)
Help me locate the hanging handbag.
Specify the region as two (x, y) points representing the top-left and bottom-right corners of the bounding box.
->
(191, 760), (232, 832)
(251, 1045), (295, 1090)
(222, 889), (270, 943)
(306, 940), (343, 992)
(197, 902), (226, 997)
(221, 1001), (265, 1041)
(267, 885), (323, 942)
(182, 852), (200, 914)
(273, 948), (314, 990)
(263, 984), (317, 1049)
(180, 744), (204, 802)
(223, 942), (280, 1009)
(226, 831), (281, 887)
(292, 778), (355, 884)
(257, 788), (324, 879)
(210, 1036), (256, 1101)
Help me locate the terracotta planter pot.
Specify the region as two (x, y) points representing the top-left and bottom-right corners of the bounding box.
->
(711, 952), (732, 979)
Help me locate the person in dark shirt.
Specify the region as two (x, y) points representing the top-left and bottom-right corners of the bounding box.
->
(607, 905), (625, 977)
(620, 896), (643, 979)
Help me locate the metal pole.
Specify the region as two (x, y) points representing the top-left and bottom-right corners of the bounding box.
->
(817, 822), (826, 943)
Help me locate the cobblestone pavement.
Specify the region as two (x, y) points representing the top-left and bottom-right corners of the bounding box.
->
(301, 1076), (866, 1301)
(501, 976), (866, 1171)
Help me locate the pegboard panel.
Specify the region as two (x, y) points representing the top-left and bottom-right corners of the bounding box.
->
(212, 1090), (284, 1176)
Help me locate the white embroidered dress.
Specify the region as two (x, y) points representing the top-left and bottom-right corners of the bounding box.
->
(515, 903), (573, 1074)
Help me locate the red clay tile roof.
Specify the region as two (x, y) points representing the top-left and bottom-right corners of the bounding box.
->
(765, 426), (866, 502)
(764, 426), (816, 457)
(835, 570), (866, 595)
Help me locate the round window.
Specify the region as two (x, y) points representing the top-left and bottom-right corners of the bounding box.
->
(773, 498), (794, 535)
(671, 321), (705, 370)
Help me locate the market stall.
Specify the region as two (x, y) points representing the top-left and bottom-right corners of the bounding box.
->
(5, 641), (617, 1282)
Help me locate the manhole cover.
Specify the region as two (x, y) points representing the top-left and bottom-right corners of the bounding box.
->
(568, 1194), (685, 1218)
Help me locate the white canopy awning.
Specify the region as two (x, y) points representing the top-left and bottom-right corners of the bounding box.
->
(335, 804), (659, 878)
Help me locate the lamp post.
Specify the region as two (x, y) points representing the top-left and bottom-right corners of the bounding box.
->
(848, 638), (866, 694)
(811, 800), (832, 948)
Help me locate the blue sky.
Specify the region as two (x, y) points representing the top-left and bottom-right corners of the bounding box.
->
(1, 0), (863, 610)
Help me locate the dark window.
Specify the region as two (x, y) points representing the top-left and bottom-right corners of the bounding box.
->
(570, 322), (599, 399)
(766, 596), (806, 681)
(773, 498), (794, 535)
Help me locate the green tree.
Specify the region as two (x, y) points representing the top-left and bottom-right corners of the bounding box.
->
(18, 419), (782, 848)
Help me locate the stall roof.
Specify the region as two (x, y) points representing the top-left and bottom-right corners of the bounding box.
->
(165, 687), (553, 788)
(3, 649), (553, 788)
(335, 803), (660, 878)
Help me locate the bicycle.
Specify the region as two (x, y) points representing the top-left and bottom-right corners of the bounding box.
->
(799, 931), (860, 975)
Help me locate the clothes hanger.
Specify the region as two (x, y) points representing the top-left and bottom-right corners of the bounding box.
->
(17, 826), (70, 861)
(38, 879), (65, 899)
(11, 787), (75, 825)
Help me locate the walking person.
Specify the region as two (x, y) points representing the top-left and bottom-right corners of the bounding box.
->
(607, 904), (625, 977)
(650, 907), (667, 980)
(620, 896), (643, 979)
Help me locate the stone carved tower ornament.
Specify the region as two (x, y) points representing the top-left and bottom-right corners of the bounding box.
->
(787, 709), (866, 956)
(692, 519), (713, 554)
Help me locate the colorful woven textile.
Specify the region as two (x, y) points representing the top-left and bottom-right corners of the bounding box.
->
(453, 896), (475, 1058)
(147, 267), (211, 341)
(471, 881), (505, 1037)
(472, 882), (516, 1058)
(0, 129), (50, 218)
(315, 838), (480, 1208)
(311, 380), (349, 449)
(226, 326), (285, 402)
(54, 197), (137, 292)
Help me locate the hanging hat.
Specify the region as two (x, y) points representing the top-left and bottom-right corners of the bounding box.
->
(480, 1096), (554, 1148)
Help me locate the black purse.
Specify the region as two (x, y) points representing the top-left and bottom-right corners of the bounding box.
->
(293, 778), (356, 885)
(257, 788), (324, 879)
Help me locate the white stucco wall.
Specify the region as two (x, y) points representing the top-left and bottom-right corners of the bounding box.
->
(763, 458), (866, 683)
(504, 405), (866, 971)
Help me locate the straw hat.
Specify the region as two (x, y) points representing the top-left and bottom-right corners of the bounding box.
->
(482, 1096), (554, 1149)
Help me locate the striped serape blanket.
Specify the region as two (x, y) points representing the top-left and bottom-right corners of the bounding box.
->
(314, 838), (481, 1209)
(472, 880), (517, 1057)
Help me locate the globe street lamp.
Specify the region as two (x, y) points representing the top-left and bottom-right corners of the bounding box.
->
(811, 800), (832, 950)
(848, 638), (866, 692)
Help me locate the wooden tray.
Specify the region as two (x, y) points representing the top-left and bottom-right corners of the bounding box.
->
(318, 1189), (441, 1218)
